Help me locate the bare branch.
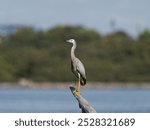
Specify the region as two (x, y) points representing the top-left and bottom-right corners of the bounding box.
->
(70, 86), (97, 113)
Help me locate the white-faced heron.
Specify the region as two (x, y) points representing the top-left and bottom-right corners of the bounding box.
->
(66, 39), (86, 94)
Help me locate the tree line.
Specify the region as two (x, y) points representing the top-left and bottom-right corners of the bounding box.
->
(0, 25), (150, 82)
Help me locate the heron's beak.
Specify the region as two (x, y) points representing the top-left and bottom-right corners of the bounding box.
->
(66, 40), (70, 43)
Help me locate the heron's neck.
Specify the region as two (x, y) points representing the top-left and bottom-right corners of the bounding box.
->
(71, 42), (77, 60)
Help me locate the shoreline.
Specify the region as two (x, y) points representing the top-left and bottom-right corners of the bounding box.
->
(0, 81), (150, 89)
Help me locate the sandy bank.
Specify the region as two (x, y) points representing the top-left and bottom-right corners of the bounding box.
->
(0, 80), (150, 89)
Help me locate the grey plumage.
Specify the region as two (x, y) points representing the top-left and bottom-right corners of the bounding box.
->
(71, 57), (86, 85)
(67, 39), (86, 88)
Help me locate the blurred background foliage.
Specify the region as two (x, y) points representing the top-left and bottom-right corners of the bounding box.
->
(0, 25), (150, 82)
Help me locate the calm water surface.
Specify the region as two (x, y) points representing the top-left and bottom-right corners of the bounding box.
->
(0, 87), (150, 112)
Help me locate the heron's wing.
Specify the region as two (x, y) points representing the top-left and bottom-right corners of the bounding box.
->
(76, 60), (86, 77)
(76, 59), (86, 85)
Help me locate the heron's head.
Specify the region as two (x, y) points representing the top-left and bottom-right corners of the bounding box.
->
(66, 39), (76, 44)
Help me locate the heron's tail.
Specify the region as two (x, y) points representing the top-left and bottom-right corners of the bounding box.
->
(80, 76), (86, 86)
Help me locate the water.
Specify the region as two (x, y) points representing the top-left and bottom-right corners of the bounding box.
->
(0, 87), (150, 113)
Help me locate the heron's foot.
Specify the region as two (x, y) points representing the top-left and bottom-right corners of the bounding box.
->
(73, 90), (80, 95)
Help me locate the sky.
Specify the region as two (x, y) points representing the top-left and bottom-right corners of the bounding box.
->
(0, 0), (150, 36)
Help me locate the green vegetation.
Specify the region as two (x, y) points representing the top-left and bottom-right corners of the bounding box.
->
(0, 26), (150, 82)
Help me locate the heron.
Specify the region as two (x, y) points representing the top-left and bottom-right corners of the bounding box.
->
(66, 39), (86, 95)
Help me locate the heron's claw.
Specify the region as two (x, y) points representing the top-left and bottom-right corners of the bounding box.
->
(73, 90), (80, 95)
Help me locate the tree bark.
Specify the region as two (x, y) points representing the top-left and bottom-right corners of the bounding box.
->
(70, 86), (97, 113)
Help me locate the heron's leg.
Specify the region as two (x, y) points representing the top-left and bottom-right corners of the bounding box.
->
(77, 73), (81, 93)
(74, 76), (77, 87)
(73, 73), (80, 95)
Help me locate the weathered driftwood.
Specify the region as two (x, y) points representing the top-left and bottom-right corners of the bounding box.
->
(70, 86), (97, 113)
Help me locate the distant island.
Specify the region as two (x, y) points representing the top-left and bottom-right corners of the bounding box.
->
(0, 25), (150, 83)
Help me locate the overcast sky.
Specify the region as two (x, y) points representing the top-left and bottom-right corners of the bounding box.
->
(0, 0), (150, 36)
